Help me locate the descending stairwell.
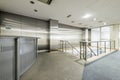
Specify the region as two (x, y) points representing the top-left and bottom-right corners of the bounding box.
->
(59, 40), (117, 64)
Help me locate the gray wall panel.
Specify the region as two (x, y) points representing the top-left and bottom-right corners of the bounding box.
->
(58, 24), (83, 47)
(18, 38), (37, 76)
(49, 19), (59, 50)
(48, 22), (83, 50)
(0, 11), (84, 51)
(0, 12), (49, 50)
(0, 38), (15, 80)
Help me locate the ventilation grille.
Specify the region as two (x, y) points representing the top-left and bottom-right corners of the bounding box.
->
(38, 0), (52, 5)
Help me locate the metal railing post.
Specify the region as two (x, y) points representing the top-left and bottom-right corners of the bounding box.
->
(104, 41), (106, 53)
(114, 41), (115, 50)
(60, 40), (62, 52)
(85, 42), (87, 60)
(110, 41), (111, 51)
(80, 42), (81, 59)
(97, 42), (99, 56)
(83, 42), (85, 59)
(62, 40), (64, 52)
(65, 41), (66, 52)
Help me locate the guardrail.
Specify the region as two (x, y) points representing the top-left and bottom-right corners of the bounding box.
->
(60, 40), (80, 56)
(60, 40), (116, 61)
(80, 41), (115, 60)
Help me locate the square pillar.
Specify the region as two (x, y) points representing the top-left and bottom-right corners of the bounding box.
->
(110, 24), (119, 50)
(49, 19), (59, 51)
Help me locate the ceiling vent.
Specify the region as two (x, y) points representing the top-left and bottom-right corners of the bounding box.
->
(38, 0), (52, 5)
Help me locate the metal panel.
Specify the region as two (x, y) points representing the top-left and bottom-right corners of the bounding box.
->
(18, 37), (37, 76)
(0, 37), (15, 80)
(0, 12), (49, 50)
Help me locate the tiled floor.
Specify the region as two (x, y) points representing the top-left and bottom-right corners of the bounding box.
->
(20, 51), (84, 80)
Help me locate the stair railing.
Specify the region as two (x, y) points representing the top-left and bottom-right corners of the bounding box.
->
(60, 40), (80, 57)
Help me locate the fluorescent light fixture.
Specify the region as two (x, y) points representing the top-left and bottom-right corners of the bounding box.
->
(103, 22), (107, 25)
(82, 14), (92, 19)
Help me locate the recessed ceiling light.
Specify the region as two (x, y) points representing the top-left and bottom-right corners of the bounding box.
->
(30, 1), (35, 4)
(71, 21), (75, 23)
(103, 22), (107, 25)
(82, 14), (92, 19)
(67, 14), (72, 18)
(34, 9), (38, 12)
(93, 18), (96, 21)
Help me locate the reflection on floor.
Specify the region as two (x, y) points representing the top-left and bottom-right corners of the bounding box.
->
(83, 51), (120, 80)
(20, 51), (84, 80)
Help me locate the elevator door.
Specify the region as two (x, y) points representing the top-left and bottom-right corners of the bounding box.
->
(0, 37), (15, 80)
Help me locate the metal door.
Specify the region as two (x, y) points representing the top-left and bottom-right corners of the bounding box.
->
(0, 37), (16, 80)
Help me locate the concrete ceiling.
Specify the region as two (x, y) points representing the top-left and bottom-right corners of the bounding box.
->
(0, 0), (120, 28)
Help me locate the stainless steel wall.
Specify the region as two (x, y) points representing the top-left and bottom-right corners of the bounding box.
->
(58, 24), (83, 47)
(0, 37), (37, 80)
(18, 37), (37, 76)
(49, 19), (59, 50)
(0, 12), (49, 50)
(0, 37), (16, 80)
(0, 11), (84, 51)
(49, 20), (84, 50)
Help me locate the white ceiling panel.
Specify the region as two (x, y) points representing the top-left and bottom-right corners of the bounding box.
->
(0, 0), (120, 28)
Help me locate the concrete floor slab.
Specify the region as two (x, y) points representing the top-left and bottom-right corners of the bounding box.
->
(20, 51), (84, 80)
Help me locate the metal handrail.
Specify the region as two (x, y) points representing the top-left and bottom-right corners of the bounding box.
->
(87, 46), (96, 56)
(60, 40), (80, 55)
(66, 41), (80, 54)
(80, 41), (115, 43)
(80, 40), (116, 60)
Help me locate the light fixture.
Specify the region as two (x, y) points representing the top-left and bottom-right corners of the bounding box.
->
(38, 0), (52, 5)
(93, 18), (96, 21)
(71, 21), (75, 23)
(30, 1), (35, 4)
(103, 22), (107, 25)
(34, 9), (38, 12)
(82, 14), (92, 19)
(67, 14), (72, 18)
